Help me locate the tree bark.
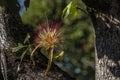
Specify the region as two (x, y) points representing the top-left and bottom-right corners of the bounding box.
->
(0, 2), (74, 80)
(82, 0), (120, 80)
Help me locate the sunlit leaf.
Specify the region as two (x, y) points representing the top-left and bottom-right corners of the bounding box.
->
(62, 1), (78, 19)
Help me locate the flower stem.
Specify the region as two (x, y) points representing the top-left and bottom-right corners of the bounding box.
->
(45, 46), (54, 76)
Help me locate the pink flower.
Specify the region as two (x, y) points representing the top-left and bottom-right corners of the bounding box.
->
(30, 21), (64, 75)
(35, 22), (63, 50)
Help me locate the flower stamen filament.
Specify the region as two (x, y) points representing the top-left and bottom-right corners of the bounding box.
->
(30, 44), (41, 66)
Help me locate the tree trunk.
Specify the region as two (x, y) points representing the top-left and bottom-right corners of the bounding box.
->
(0, 2), (74, 80)
(83, 0), (120, 80)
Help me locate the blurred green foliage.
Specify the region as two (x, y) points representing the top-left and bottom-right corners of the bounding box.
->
(21, 0), (95, 80)
(62, 1), (78, 20)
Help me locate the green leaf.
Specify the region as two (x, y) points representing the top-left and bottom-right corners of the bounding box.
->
(62, 1), (78, 19)
(12, 43), (26, 52)
(24, 33), (30, 44)
(20, 47), (29, 62)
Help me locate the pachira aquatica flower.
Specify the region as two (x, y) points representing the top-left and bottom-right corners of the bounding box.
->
(31, 21), (64, 75)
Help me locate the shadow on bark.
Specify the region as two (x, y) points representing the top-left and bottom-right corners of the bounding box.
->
(82, 0), (120, 79)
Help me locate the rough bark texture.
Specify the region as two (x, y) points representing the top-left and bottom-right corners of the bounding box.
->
(82, 0), (120, 80)
(0, 2), (74, 80)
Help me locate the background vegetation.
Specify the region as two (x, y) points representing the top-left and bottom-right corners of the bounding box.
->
(21, 0), (95, 80)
